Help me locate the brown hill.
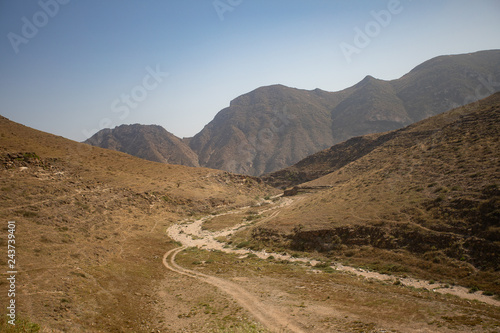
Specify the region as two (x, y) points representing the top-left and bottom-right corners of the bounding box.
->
(245, 93), (500, 295)
(84, 123), (200, 167)
(0, 115), (272, 332)
(191, 49), (500, 176)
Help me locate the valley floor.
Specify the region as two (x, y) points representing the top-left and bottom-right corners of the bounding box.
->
(158, 195), (500, 332)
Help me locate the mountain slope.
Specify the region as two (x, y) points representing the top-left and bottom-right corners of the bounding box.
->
(0, 115), (272, 332)
(248, 92), (500, 295)
(189, 85), (345, 175)
(84, 124), (200, 167)
(3, 116), (498, 332)
(191, 49), (500, 175)
(261, 130), (397, 188)
(394, 50), (500, 121)
(329, 75), (410, 143)
(83, 50), (500, 176)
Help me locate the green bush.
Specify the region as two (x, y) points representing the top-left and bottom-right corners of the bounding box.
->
(468, 285), (479, 293)
(236, 241), (250, 249)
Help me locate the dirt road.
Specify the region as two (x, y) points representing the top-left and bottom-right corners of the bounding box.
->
(162, 196), (499, 331)
(163, 246), (306, 333)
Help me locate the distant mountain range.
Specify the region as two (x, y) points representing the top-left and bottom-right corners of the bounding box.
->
(85, 49), (500, 176)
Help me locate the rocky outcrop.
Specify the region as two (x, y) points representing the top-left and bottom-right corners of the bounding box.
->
(252, 223), (499, 270)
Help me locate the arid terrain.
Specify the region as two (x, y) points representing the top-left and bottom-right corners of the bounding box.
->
(2, 0), (499, 330)
(1, 92), (499, 332)
(0, 115), (272, 332)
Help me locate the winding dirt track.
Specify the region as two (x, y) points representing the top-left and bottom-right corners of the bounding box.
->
(162, 245), (306, 333)
(162, 197), (499, 331)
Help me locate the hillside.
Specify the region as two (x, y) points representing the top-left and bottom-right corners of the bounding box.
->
(0, 115), (273, 332)
(261, 131), (396, 188)
(84, 123), (200, 167)
(244, 93), (500, 295)
(189, 50), (500, 176)
(2, 110), (500, 332)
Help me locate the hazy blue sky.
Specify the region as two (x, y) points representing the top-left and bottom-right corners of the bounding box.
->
(1, 0), (500, 141)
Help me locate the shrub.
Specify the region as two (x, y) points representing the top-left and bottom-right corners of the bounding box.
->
(468, 285), (479, 293)
(236, 241), (250, 249)
(314, 261), (331, 268)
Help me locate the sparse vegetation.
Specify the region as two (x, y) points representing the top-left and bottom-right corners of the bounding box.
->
(1, 77), (500, 332)
(0, 115), (272, 332)
(0, 317), (41, 333)
(255, 93), (500, 296)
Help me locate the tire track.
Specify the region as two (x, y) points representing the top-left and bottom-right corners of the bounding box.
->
(162, 246), (306, 333)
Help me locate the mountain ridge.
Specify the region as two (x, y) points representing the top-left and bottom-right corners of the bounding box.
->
(86, 49), (500, 176)
(190, 49), (500, 175)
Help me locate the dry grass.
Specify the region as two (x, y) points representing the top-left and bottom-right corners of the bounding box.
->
(255, 95), (500, 296)
(176, 247), (500, 332)
(0, 94), (498, 331)
(0, 115), (274, 332)
(202, 213), (249, 232)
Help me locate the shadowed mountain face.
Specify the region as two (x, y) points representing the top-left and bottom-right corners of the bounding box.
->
(86, 50), (500, 176)
(84, 124), (200, 167)
(188, 85), (345, 176)
(189, 50), (500, 175)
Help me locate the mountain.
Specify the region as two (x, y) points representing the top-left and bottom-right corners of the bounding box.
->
(261, 130), (397, 188)
(190, 50), (500, 175)
(84, 124), (200, 167)
(83, 50), (500, 177)
(250, 92), (500, 294)
(2, 103), (499, 331)
(189, 85), (345, 175)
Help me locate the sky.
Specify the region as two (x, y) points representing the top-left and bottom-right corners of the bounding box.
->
(1, 0), (500, 142)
